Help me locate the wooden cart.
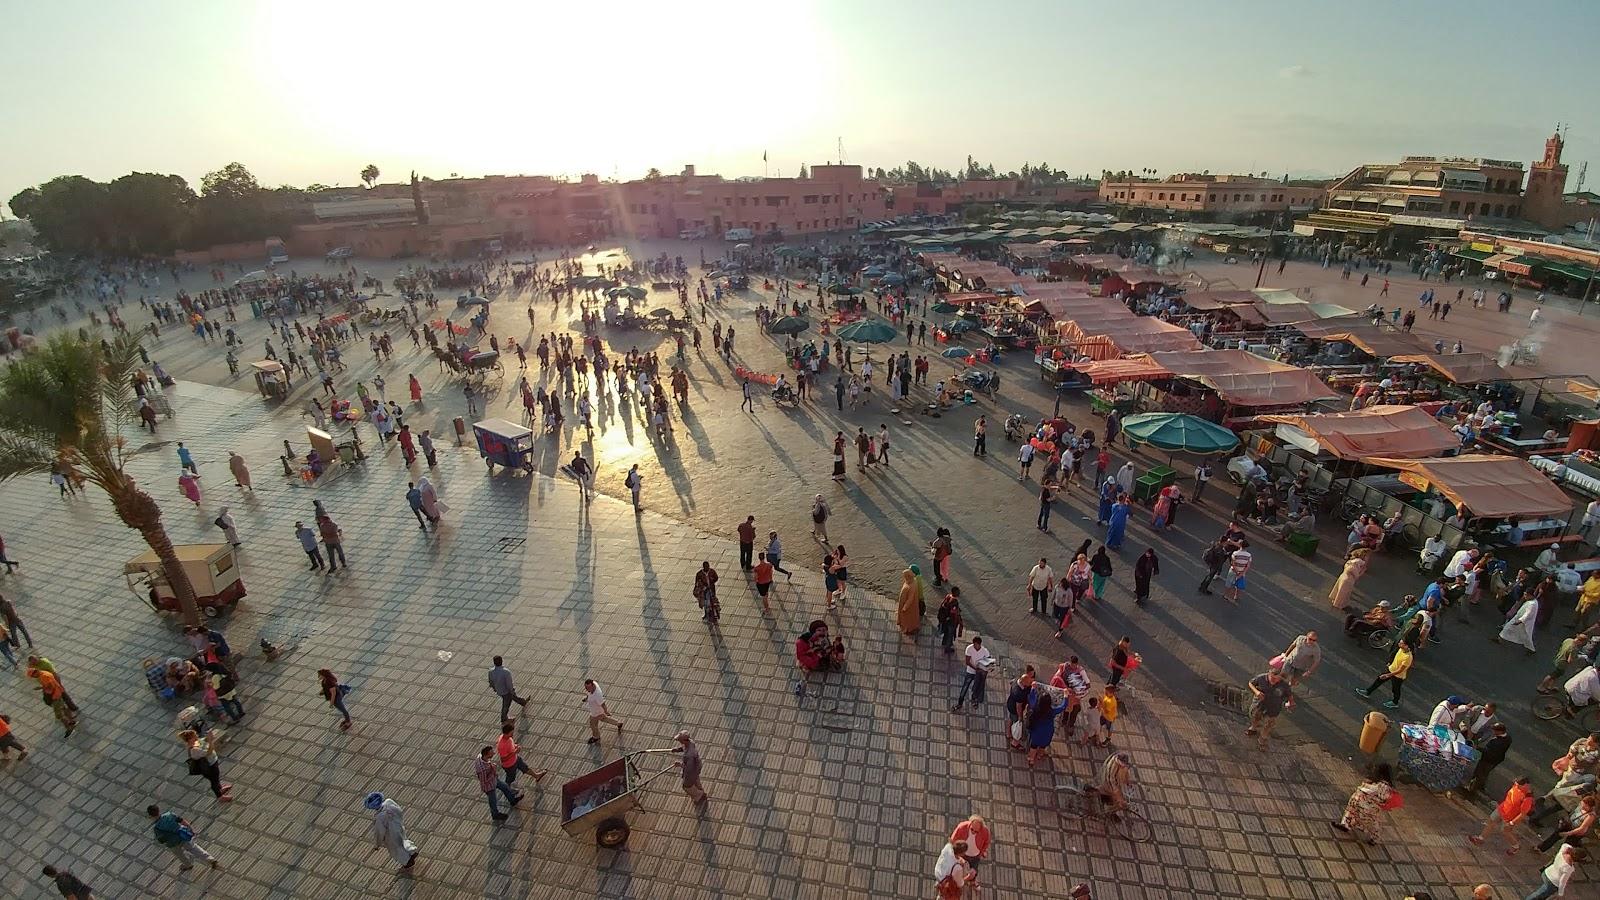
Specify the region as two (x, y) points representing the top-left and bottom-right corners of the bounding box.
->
(560, 750), (679, 848)
(125, 543), (246, 617)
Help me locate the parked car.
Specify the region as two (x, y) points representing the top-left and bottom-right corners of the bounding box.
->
(326, 247), (353, 261)
(723, 227), (754, 242)
(678, 226), (708, 240)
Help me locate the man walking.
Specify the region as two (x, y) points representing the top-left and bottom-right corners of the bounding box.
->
(625, 464), (642, 511)
(496, 721), (548, 785)
(1468, 775), (1534, 853)
(810, 495), (830, 545)
(953, 635), (992, 712)
(1027, 557), (1054, 615)
(1037, 481), (1056, 532)
(581, 679), (624, 744)
(568, 451), (593, 502)
(737, 515), (756, 571)
(474, 745), (523, 822)
(1244, 669), (1294, 750)
(1462, 722), (1512, 795)
(973, 415), (987, 457)
(834, 376), (845, 411)
(40, 865), (93, 899)
(673, 729), (708, 805)
(766, 531), (793, 580)
(295, 521), (324, 570)
(0, 712), (27, 762)
(148, 805), (220, 872)
(316, 512), (347, 573)
(740, 377), (754, 413)
(488, 656), (528, 722)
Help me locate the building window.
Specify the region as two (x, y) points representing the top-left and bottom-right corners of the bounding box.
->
(1493, 204), (1505, 217)
(805, 195), (818, 204)
(1245, 194), (1254, 202)
(1233, 194), (1241, 202)
(650, 204), (658, 214)
(1509, 205), (1519, 217)
(1208, 194), (1216, 202)
(1448, 200), (1460, 213)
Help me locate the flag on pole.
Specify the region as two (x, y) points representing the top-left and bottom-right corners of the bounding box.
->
(763, 150), (768, 163)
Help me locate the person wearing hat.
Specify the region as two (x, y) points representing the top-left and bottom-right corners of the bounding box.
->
(365, 792), (418, 871)
(1428, 696), (1468, 731)
(1344, 599), (1394, 639)
(671, 730), (707, 805)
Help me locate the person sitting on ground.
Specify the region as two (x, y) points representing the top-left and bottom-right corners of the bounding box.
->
(1418, 534), (1446, 572)
(1276, 508), (1315, 542)
(796, 622), (845, 672)
(164, 657), (203, 694)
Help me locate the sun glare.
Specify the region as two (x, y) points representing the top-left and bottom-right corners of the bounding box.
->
(255, 0), (832, 179)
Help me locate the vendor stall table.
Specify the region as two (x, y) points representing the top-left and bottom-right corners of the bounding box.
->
(1396, 723), (1478, 792)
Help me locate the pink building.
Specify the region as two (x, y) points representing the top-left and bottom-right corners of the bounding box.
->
(605, 165), (890, 239)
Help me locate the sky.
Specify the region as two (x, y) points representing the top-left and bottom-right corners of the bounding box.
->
(2, 0), (1596, 214)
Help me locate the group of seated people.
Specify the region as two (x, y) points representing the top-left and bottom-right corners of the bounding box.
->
(143, 655), (212, 699)
(796, 620), (847, 672)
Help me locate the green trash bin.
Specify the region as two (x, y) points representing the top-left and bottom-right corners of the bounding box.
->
(1133, 474), (1162, 502)
(1148, 465), (1177, 487)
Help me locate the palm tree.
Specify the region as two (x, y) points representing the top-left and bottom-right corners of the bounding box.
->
(0, 333), (202, 624)
(361, 164), (380, 189)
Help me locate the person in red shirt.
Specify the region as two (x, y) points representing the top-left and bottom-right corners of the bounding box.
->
(949, 815), (991, 878)
(495, 721), (547, 786)
(753, 553), (775, 611)
(736, 516), (756, 571)
(1469, 776), (1535, 853)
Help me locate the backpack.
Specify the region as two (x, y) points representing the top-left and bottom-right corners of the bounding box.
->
(153, 814), (192, 846)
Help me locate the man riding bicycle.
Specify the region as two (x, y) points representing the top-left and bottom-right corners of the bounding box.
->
(1098, 751), (1133, 816)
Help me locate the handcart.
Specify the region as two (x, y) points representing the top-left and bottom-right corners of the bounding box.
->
(560, 749), (681, 848)
(1395, 722), (1478, 792)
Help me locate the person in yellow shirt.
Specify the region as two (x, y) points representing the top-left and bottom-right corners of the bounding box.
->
(1097, 684), (1119, 746)
(1355, 640), (1413, 709)
(1577, 572), (1600, 630)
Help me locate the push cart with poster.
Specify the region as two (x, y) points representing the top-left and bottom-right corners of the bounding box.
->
(251, 360), (291, 401)
(472, 418), (535, 474)
(1395, 723), (1478, 792)
(560, 749), (681, 847)
(124, 543), (246, 617)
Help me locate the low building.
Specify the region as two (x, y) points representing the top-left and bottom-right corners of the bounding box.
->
(603, 164), (889, 240)
(1098, 174), (1322, 220)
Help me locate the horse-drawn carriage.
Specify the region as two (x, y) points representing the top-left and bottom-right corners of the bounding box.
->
(433, 345), (503, 387)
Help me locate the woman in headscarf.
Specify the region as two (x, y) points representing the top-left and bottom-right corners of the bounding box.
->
(366, 792), (418, 870)
(178, 471), (202, 506)
(896, 567), (922, 635)
(417, 477), (443, 523)
(408, 373), (423, 404)
(214, 508), (239, 547)
(1089, 547), (1114, 601)
(1330, 763), (1400, 845)
(1133, 548), (1160, 604)
(1105, 495), (1130, 550)
(1328, 547), (1369, 609)
(227, 452), (252, 491)
(1096, 477), (1117, 526)
(1024, 687), (1056, 768)
(1151, 484), (1178, 529)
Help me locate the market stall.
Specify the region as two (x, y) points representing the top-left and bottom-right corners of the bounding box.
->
(1259, 405), (1458, 461)
(1397, 722), (1479, 792)
(1365, 453), (1575, 522)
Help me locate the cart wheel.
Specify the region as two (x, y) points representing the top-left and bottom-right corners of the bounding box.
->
(595, 817), (630, 848)
(203, 605), (223, 619)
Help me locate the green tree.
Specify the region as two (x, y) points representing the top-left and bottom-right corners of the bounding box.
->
(106, 173), (195, 255)
(0, 333), (202, 624)
(361, 164), (380, 189)
(8, 176), (112, 254)
(195, 162), (269, 245)
(797, 163), (809, 179)
(644, 167), (663, 180)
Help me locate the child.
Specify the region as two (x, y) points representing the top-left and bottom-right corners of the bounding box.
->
(1076, 696), (1101, 746)
(1097, 685), (1119, 747)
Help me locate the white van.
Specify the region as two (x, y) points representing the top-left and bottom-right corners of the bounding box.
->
(723, 227), (754, 242)
(679, 226), (708, 240)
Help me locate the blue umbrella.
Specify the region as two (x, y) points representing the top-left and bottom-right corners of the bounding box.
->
(1120, 413), (1239, 454)
(879, 273), (906, 286)
(941, 346), (974, 360)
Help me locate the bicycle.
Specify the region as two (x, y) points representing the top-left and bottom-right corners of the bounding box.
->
(1531, 692), (1600, 732)
(1054, 776), (1153, 843)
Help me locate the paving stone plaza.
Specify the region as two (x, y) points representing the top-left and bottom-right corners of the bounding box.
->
(0, 249), (1592, 899)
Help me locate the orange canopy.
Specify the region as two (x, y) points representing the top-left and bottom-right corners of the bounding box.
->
(1145, 349), (1338, 407)
(1259, 405), (1457, 460)
(1073, 357), (1173, 385)
(1300, 324), (1429, 358)
(1389, 352), (1524, 385)
(1365, 454), (1574, 519)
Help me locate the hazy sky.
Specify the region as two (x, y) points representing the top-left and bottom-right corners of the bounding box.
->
(3, 0), (1595, 212)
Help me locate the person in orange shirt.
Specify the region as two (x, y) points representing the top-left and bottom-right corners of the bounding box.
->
(496, 721), (547, 786)
(1469, 775), (1535, 854)
(0, 712), (27, 761)
(752, 552), (775, 611)
(29, 667), (75, 737)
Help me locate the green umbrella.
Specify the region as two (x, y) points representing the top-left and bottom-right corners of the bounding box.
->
(930, 301), (960, 314)
(607, 285), (647, 300)
(768, 315), (810, 335)
(1120, 413), (1239, 454)
(837, 320), (898, 344)
(828, 284), (863, 296)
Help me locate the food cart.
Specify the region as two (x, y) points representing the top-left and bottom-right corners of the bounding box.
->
(1395, 722), (1479, 792)
(251, 360), (291, 401)
(473, 418), (535, 474)
(125, 543), (246, 616)
(560, 750), (681, 847)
